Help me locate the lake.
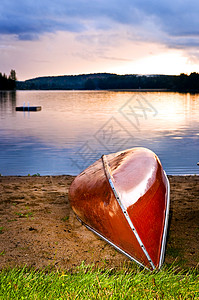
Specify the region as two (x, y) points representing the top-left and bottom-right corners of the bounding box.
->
(0, 90), (198, 176)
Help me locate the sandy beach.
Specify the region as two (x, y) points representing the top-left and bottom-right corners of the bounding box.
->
(0, 175), (198, 270)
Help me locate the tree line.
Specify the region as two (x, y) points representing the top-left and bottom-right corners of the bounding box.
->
(17, 72), (199, 92)
(84, 73), (199, 91)
(0, 70), (17, 90)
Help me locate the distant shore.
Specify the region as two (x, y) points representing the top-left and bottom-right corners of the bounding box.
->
(16, 72), (199, 92)
(0, 175), (198, 270)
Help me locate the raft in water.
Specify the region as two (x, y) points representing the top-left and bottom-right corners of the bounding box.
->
(16, 106), (42, 111)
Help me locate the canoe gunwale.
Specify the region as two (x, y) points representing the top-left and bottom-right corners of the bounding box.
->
(102, 154), (156, 270)
(158, 172), (170, 268)
(75, 214), (149, 270)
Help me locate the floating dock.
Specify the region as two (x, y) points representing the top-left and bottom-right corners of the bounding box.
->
(16, 106), (42, 112)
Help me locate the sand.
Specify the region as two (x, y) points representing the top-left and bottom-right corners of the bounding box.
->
(0, 175), (198, 270)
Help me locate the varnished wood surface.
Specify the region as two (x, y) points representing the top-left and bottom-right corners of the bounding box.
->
(69, 148), (169, 269)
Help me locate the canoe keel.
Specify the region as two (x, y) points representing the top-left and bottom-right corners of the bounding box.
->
(69, 147), (170, 270)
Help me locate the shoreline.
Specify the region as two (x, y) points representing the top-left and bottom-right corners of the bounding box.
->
(0, 173), (198, 177)
(2, 88), (199, 93)
(0, 175), (198, 270)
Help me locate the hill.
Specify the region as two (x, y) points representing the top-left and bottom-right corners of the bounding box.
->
(16, 73), (115, 90)
(16, 72), (199, 91)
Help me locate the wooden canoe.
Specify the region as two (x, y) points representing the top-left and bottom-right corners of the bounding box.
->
(69, 147), (170, 270)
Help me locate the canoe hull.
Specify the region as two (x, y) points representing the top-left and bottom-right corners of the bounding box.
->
(69, 147), (170, 270)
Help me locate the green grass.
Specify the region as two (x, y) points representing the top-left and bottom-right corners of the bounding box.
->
(61, 216), (69, 222)
(15, 212), (33, 218)
(0, 264), (198, 299)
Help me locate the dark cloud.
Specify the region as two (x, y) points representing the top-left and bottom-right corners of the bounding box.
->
(136, 0), (199, 39)
(0, 0), (88, 40)
(0, 0), (199, 48)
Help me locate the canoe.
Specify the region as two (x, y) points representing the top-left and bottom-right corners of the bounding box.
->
(69, 147), (170, 270)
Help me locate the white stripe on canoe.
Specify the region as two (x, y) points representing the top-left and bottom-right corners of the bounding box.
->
(159, 172), (170, 268)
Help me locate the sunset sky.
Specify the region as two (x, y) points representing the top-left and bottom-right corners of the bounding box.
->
(1, 0), (199, 80)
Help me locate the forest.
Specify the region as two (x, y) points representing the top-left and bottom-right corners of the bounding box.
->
(0, 70), (17, 90)
(16, 72), (199, 92)
(1, 70), (199, 91)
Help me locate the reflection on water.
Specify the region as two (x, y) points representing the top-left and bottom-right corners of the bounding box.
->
(0, 91), (16, 116)
(0, 90), (198, 175)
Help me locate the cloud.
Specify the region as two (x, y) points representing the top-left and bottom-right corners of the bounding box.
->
(1, 0), (199, 65)
(0, 1), (88, 40)
(0, 1), (142, 40)
(99, 55), (132, 62)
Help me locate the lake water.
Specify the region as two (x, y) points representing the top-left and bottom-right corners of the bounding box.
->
(0, 90), (199, 176)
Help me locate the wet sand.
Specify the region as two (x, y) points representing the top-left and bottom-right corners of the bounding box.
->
(0, 175), (198, 270)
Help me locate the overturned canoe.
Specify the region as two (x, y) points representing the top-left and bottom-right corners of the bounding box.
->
(69, 147), (170, 270)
